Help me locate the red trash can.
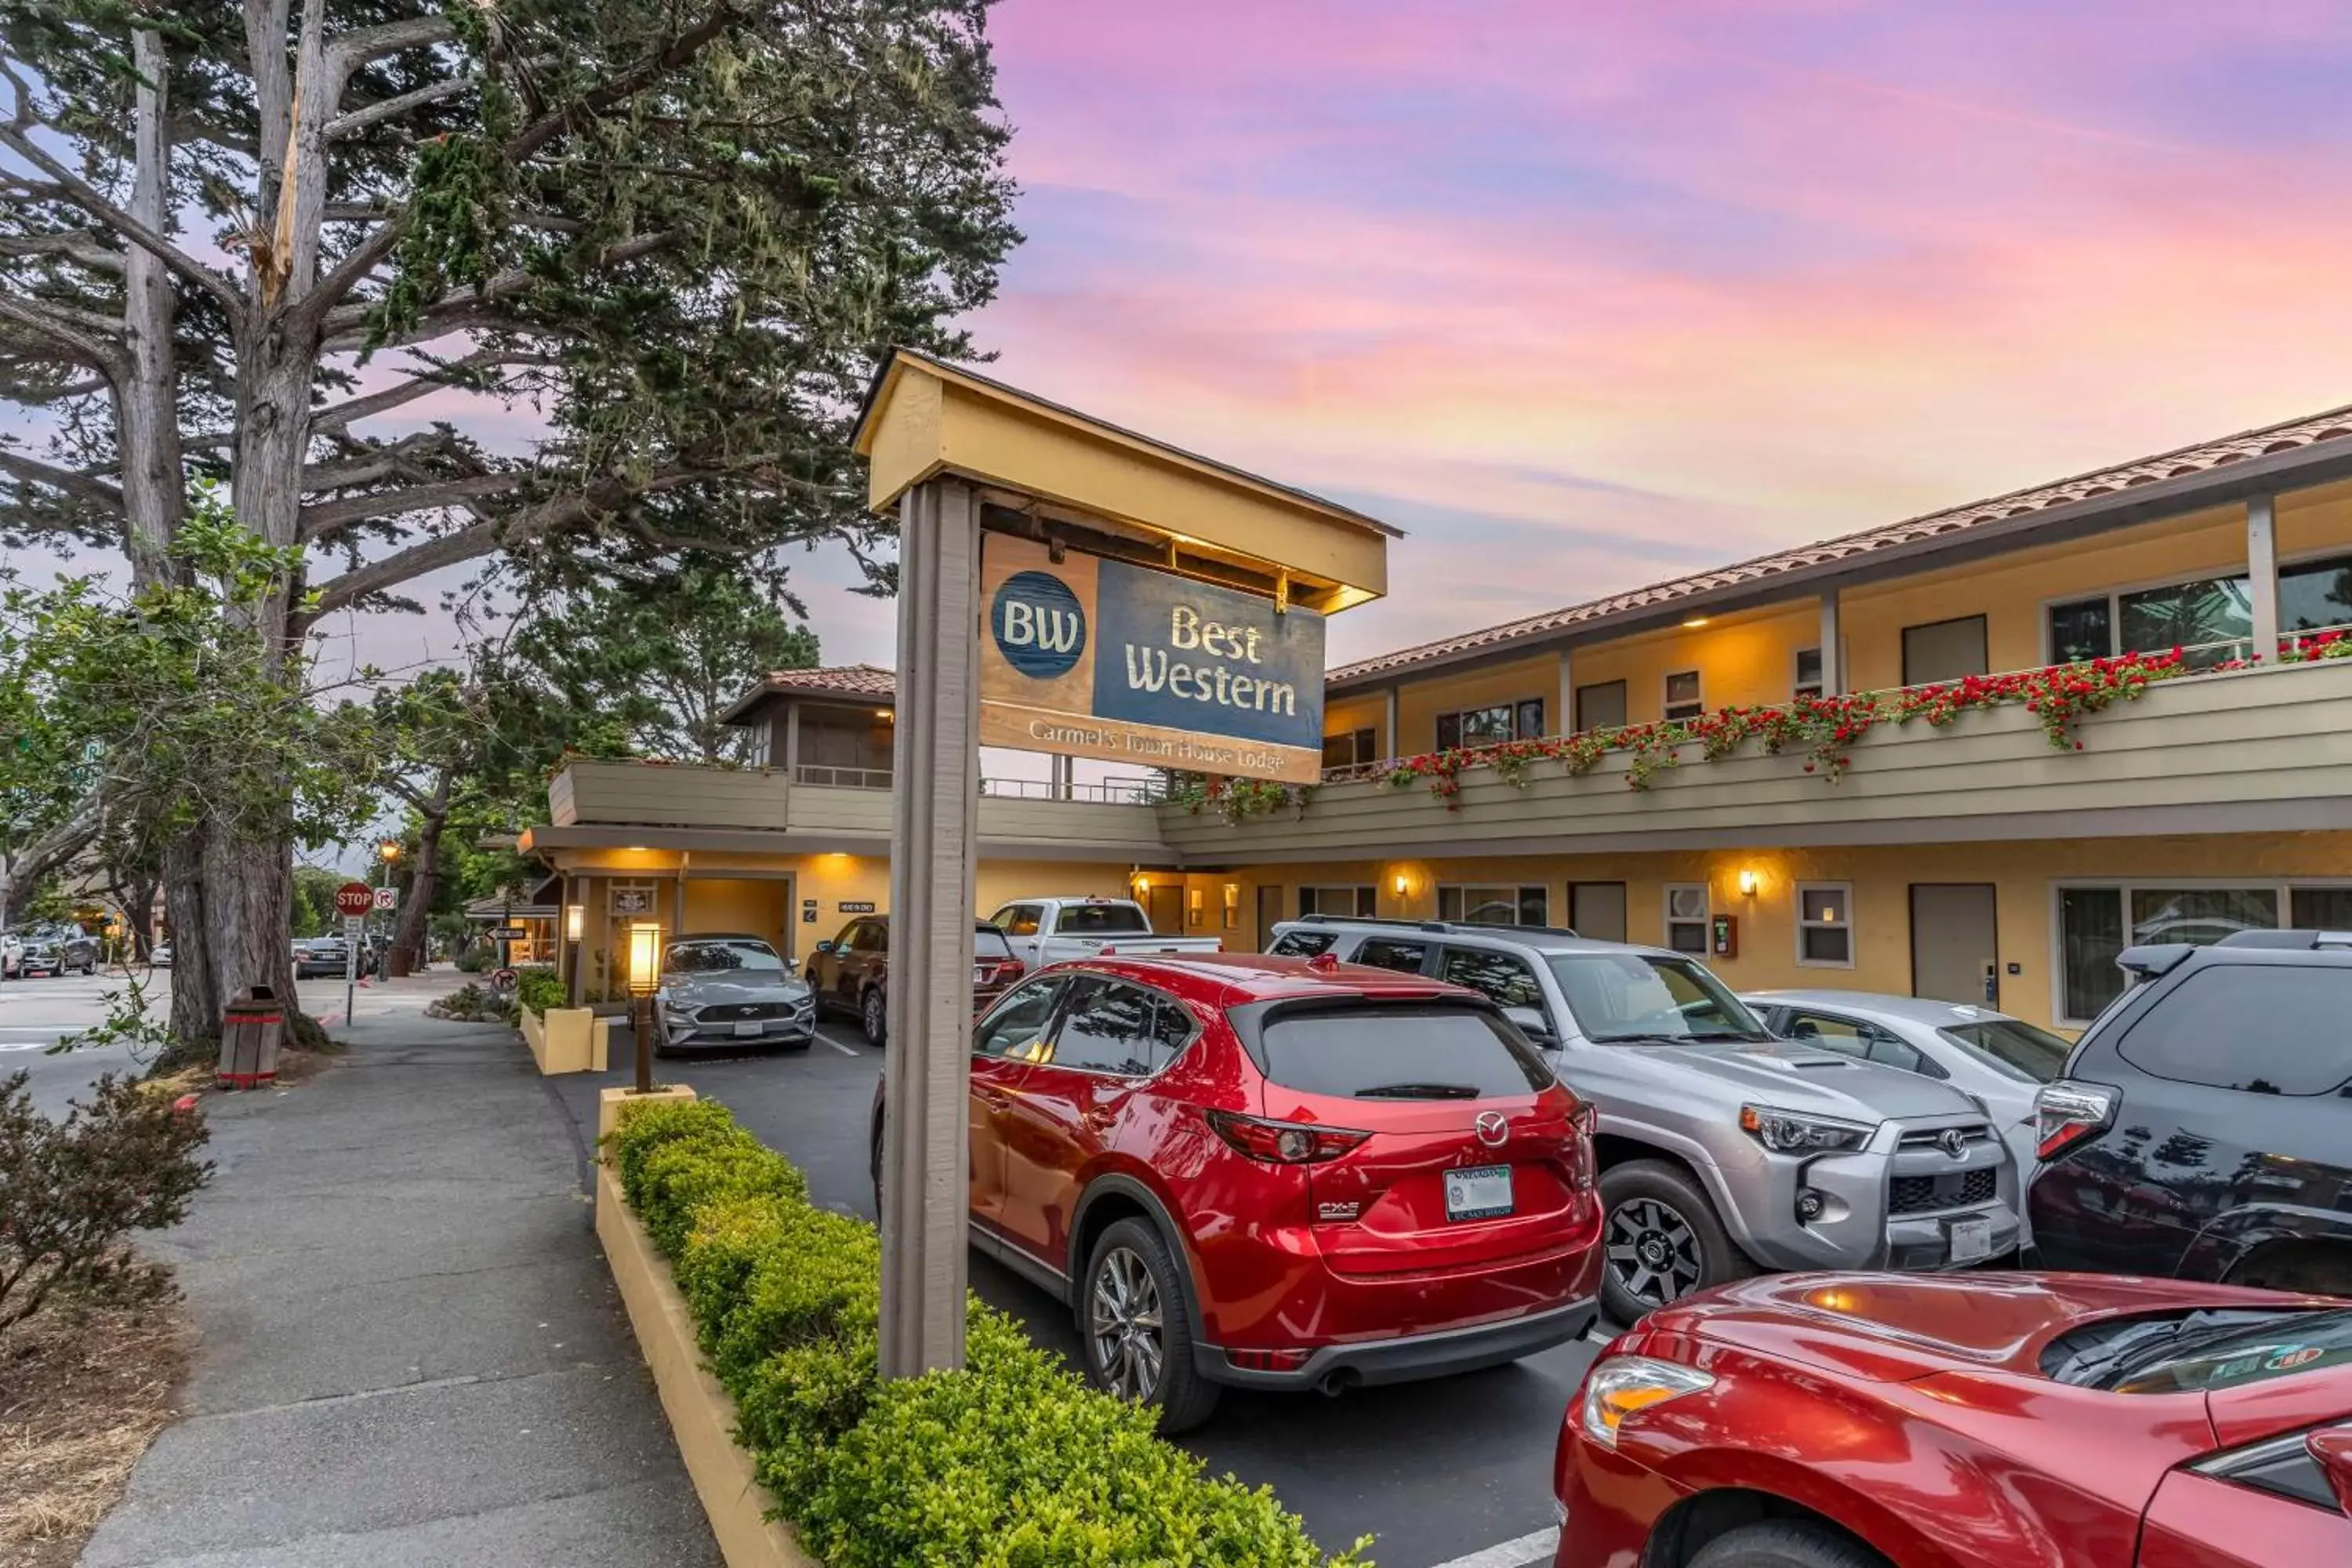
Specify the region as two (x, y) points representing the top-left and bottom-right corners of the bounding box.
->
(216, 985), (285, 1089)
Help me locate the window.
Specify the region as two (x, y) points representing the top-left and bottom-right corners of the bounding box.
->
(974, 926), (1017, 960)
(1937, 1019), (2071, 1083)
(989, 903), (1043, 938)
(1435, 699), (1541, 751)
(1664, 884), (1709, 954)
(2281, 552), (2352, 634)
(2059, 886), (2128, 1022)
(1570, 882), (1628, 943)
(1575, 680), (1628, 733)
(1438, 884), (1549, 926)
(1794, 647), (1824, 700)
(1255, 1006), (1553, 1100)
(1902, 615), (1988, 684)
(977, 977), (1064, 1058)
(1544, 953), (1763, 1043)
(2049, 573), (2257, 668)
(1352, 938), (1428, 973)
(1044, 977), (1192, 1076)
(1796, 883), (1853, 967)
(1436, 946), (1548, 1011)
(848, 920), (887, 953)
(1321, 727), (1379, 770)
(2054, 883), (2325, 1022)
(1664, 670), (1703, 722)
(2117, 967), (2352, 1095)
(1268, 928), (1337, 957)
(1052, 902), (1152, 936)
(1298, 885), (1377, 918)
(2293, 886), (2352, 929)
(1780, 1010), (1931, 1075)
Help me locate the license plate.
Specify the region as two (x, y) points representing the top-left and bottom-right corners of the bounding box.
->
(1444, 1164), (1514, 1222)
(1947, 1216), (1993, 1265)
(732, 1021), (764, 1038)
(973, 968), (989, 985)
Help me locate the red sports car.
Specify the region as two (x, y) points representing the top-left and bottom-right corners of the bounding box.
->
(873, 951), (1603, 1430)
(1553, 1272), (2352, 1568)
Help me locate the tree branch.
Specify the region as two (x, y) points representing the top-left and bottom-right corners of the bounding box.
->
(0, 232), (125, 274)
(292, 212), (409, 332)
(297, 473), (524, 540)
(0, 450), (127, 514)
(323, 16), (456, 72)
(310, 485), (615, 615)
(0, 126), (242, 320)
(325, 74), (469, 137)
(307, 349), (546, 431)
(502, 9), (735, 162)
(0, 296), (124, 375)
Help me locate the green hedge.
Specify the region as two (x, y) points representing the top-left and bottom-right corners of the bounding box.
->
(515, 965), (565, 1018)
(606, 1100), (1369, 1567)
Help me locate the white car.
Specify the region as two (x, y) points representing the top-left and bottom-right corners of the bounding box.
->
(1741, 989), (2073, 1229)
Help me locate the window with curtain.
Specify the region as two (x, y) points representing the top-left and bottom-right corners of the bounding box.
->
(1901, 615), (1988, 684)
(2280, 554), (2352, 635)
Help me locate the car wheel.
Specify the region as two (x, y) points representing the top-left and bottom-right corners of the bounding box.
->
(861, 987), (887, 1048)
(1080, 1218), (1220, 1434)
(1599, 1160), (1752, 1322)
(1687, 1520), (1889, 1568)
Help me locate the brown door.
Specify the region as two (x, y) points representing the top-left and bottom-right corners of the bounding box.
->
(1570, 882), (1628, 942)
(1257, 885), (1286, 951)
(1911, 884), (1998, 1006)
(1145, 883), (1183, 935)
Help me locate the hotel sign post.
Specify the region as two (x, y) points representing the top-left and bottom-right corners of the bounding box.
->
(855, 350), (1391, 1380)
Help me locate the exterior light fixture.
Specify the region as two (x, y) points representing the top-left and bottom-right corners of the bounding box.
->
(1737, 869), (1759, 898)
(1681, 616), (1711, 630)
(1133, 874), (1151, 895)
(1392, 872), (1410, 898)
(565, 904), (584, 942)
(876, 708), (895, 721)
(626, 920), (662, 1094)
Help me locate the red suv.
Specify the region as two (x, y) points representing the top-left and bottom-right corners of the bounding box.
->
(870, 952), (1602, 1430)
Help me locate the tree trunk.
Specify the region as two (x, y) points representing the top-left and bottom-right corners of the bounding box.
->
(162, 829), (218, 1044)
(391, 779), (448, 966)
(117, 26), (183, 588)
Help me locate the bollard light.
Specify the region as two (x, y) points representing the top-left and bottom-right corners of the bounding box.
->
(565, 903), (584, 942)
(626, 920), (662, 1095)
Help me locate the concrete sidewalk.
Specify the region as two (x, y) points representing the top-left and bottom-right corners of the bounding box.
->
(82, 1014), (719, 1568)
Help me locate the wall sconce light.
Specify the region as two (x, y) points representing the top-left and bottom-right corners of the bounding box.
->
(1221, 883), (1240, 911)
(565, 904), (584, 942)
(1132, 873), (1151, 895)
(1392, 872), (1410, 898)
(1737, 868), (1759, 898)
(875, 708), (895, 721)
(1681, 616), (1711, 630)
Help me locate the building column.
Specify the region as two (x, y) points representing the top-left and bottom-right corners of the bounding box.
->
(2249, 495), (2281, 661)
(1382, 686), (1400, 758)
(1050, 753), (1073, 800)
(879, 477), (981, 1379)
(1818, 590), (1843, 695)
(1555, 649), (1574, 735)
(782, 703), (801, 780)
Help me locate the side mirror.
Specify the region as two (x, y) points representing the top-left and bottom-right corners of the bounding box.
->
(2307, 1427), (2352, 1519)
(812, 940), (834, 955)
(1503, 1005), (1556, 1045)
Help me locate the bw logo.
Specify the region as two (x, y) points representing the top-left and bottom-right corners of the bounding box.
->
(991, 570), (1087, 678)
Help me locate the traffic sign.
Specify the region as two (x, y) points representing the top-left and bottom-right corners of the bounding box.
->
(488, 967), (518, 993)
(333, 882), (374, 917)
(372, 887), (398, 911)
(343, 914), (366, 938)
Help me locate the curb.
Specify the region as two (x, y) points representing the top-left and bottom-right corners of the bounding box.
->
(597, 1160), (816, 1568)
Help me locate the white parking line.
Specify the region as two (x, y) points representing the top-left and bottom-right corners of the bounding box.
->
(1426, 1528), (1559, 1568)
(822, 1035), (859, 1057)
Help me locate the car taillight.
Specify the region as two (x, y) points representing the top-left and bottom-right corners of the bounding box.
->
(1203, 1109), (1370, 1164)
(2034, 1080), (2118, 1162)
(1569, 1101), (1598, 1189)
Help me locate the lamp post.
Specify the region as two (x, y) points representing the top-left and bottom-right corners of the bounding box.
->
(564, 900), (585, 1007)
(376, 840), (401, 978)
(626, 920), (660, 1095)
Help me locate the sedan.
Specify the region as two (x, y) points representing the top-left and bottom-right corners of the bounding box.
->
(292, 938), (350, 978)
(1743, 989), (2069, 1198)
(1555, 1272), (2352, 1568)
(656, 934), (816, 1054)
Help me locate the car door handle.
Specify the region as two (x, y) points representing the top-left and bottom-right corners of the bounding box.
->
(1081, 1107), (1117, 1131)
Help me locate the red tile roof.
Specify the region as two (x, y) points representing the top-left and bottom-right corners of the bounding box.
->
(1328, 401), (2352, 685)
(739, 664), (898, 705)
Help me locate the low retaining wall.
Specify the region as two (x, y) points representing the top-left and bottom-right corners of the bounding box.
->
(595, 1092), (815, 1568)
(524, 1006), (609, 1074)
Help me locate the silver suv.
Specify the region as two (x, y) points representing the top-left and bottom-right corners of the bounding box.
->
(1269, 917), (2022, 1321)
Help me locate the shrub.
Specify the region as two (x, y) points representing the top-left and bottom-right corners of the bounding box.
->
(606, 1104), (1366, 1567)
(0, 1070), (212, 1339)
(455, 944), (492, 973)
(515, 966), (565, 1017)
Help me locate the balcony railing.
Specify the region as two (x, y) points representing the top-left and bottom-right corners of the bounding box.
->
(793, 764), (893, 789)
(979, 775), (1169, 804)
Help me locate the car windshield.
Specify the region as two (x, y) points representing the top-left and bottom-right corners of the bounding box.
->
(666, 939), (785, 975)
(974, 925), (1014, 959)
(1054, 903), (1150, 935)
(1546, 953), (1767, 1044)
(2102, 1307), (2352, 1394)
(1936, 1018), (2071, 1083)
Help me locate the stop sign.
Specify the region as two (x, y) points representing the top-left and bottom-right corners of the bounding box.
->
(333, 881), (375, 917)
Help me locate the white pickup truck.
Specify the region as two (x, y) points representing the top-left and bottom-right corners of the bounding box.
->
(984, 896), (1224, 970)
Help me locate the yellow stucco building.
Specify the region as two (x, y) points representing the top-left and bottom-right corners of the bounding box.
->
(524, 399), (2352, 1029)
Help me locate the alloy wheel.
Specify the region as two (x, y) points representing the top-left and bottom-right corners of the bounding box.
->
(1606, 1196), (1703, 1307)
(862, 989), (886, 1046)
(1087, 1246), (1166, 1402)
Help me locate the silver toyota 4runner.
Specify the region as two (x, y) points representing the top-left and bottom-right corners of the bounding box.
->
(1269, 916), (2023, 1322)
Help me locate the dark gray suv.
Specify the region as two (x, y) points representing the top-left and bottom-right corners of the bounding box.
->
(1270, 916), (2024, 1321)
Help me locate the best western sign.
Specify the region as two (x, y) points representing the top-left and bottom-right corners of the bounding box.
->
(978, 535), (1327, 783)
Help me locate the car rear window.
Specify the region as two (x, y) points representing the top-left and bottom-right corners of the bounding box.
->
(974, 926), (1015, 960)
(1268, 929), (1336, 956)
(1938, 1018), (2071, 1083)
(2116, 964), (2352, 1094)
(1255, 1005), (1554, 1101)
(1054, 903), (1151, 935)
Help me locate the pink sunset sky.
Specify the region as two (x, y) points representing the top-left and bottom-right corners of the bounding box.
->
(857, 0), (2352, 668)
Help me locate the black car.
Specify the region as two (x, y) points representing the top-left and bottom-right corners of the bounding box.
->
(293, 936), (351, 978)
(2027, 929), (2352, 1296)
(18, 927), (98, 977)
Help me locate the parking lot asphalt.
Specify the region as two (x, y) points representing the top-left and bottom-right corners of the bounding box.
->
(549, 1018), (1602, 1568)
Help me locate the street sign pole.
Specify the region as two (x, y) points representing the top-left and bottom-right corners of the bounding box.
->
(877, 477), (981, 1379)
(332, 881), (376, 1027)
